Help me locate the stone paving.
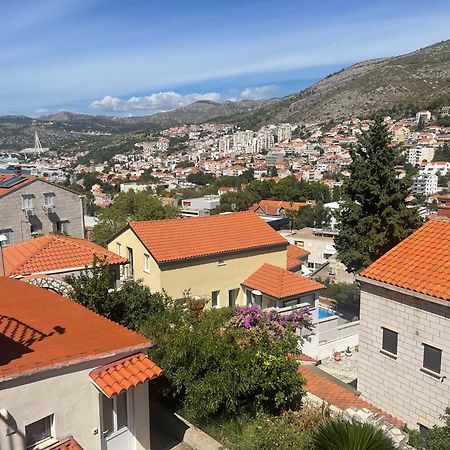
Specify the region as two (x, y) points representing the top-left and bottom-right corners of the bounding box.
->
(317, 346), (358, 385)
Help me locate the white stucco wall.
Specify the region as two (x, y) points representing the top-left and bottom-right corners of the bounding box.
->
(0, 354), (152, 450)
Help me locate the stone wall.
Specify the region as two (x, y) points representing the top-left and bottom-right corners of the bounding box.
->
(358, 281), (450, 429)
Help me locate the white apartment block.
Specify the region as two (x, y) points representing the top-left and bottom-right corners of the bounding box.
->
(415, 110), (432, 123)
(357, 218), (450, 430)
(277, 123), (292, 142)
(411, 174), (439, 195)
(407, 147), (435, 165)
(420, 161), (450, 176)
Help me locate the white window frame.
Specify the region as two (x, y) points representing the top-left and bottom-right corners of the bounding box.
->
(116, 242), (122, 256)
(0, 229), (12, 246)
(43, 192), (55, 207)
(101, 391), (133, 441)
(211, 290), (220, 308)
(144, 253), (150, 273)
(57, 220), (69, 234)
(25, 414), (55, 449)
(22, 194), (34, 210)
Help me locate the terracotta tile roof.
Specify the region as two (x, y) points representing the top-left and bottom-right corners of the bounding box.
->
(250, 199), (309, 216)
(287, 244), (309, 270)
(128, 211), (287, 263)
(90, 352), (162, 398)
(242, 264), (324, 300)
(299, 366), (403, 426)
(3, 235), (127, 277)
(0, 278), (151, 380)
(360, 218), (450, 301)
(46, 436), (83, 450)
(0, 174), (36, 196)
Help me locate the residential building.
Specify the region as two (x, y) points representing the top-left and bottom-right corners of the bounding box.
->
(107, 212), (322, 309)
(265, 152), (284, 166)
(0, 278), (162, 450)
(407, 147), (435, 165)
(0, 174), (85, 245)
(2, 234), (126, 291)
(277, 123), (292, 142)
(442, 106), (450, 117)
(180, 195), (220, 217)
(280, 227), (337, 270)
(415, 110), (432, 123)
(411, 174), (439, 195)
(357, 218), (450, 429)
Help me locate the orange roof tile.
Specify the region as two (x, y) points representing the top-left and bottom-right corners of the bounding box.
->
(0, 278), (151, 380)
(127, 211), (287, 263)
(251, 199), (308, 216)
(90, 353), (162, 398)
(299, 366), (403, 426)
(360, 218), (450, 301)
(242, 264), (324, 299)
(287, 244), (309, 270)
(46, 436), (83, 450)
(0, 174), (36, 196)
(3, 235), (127, 277)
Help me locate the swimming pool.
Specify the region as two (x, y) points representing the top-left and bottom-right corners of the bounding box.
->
(319, 307), (337, 320)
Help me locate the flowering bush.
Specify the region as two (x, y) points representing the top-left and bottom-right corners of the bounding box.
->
(226, 305), (313, 338)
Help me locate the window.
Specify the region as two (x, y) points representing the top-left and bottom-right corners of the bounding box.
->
(419, 424), (429, 441)
(0, 229), (12, 246)
(211, 290), (219, 307)
(22, 194), (34, 210)
(144, 253), (150, 272)
(228, 288), (239, 307)
(307, 262), (315, 268)
(382, 328), (398, 356)
(101, 392), (128, 438)
(423, 343), (442, 374)
(25, 415), (54, 448)
(43, 192), (55, 207)
(56, 220), (69, 234)
(116, 242), (121, 256)
(295, 240), (304, 248)
(323, 253), (333, 259)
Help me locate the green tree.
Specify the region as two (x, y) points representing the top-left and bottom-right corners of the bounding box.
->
(408, 408), (450, 450)
(91, 190), (179, 246)
(312, 420), (395, 450)
(187, 171), (216, 185)
(65, 258), (168, 331)
(143, 305), (309, 423)
(214, 191), (258, 213)
(289, 204), (331, 229)
(335, 117), (421, 272)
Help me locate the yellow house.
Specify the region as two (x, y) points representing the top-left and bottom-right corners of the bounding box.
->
(108, 211), (322, 308)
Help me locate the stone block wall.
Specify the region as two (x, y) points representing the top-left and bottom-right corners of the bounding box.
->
(358, 281), (450, 428)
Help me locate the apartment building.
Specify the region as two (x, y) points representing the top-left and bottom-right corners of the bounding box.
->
(357, 218), (450, 429)
(411, 173), (439, 195)
(108, 212), (322, 308)
(0, 278), (162, 450)
(407, 147), (435, 165)
(0, 174), (85, 245)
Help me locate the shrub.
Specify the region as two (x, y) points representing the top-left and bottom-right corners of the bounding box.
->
(143, 305), (310, 422)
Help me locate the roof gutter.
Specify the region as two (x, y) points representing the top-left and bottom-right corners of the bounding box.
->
(0, 342), (153, 384)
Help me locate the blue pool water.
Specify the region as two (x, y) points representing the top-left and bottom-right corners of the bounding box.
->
(319, 307), (337, 320)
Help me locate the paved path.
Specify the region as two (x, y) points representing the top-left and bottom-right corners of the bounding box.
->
(149, 400), (192, 450)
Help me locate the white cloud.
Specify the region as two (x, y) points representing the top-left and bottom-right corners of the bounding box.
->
(240, 85), (278, 100)
(35, 108), (48, 114)
(90, 91), (221, 113)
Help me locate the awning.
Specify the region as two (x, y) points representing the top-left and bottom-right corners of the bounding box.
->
(90, 353), (162, 398)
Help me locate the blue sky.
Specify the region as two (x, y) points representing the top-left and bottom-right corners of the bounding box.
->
(1, 0), (449, 116)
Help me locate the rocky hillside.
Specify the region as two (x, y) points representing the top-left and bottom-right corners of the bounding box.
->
(233, 39), (450, 126)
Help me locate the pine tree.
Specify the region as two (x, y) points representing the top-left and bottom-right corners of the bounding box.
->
(335, 117), (421, 272)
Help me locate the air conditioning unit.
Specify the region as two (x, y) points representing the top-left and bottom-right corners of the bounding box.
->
(23, 208), (35, 219)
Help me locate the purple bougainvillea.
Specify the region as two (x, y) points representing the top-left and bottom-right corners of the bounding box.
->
(226, 305), (313, 338)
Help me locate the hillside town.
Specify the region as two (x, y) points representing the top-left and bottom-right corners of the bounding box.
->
(1, 3), (450, 449)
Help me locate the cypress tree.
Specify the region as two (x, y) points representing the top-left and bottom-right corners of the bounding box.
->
(335, 117), (422, 272)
